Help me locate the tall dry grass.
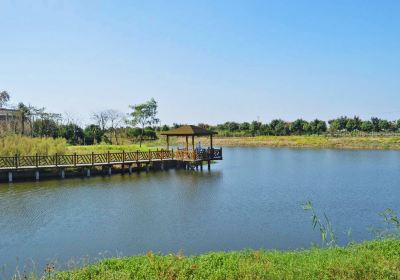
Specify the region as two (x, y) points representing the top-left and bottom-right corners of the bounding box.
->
(0, 135), (68, 156)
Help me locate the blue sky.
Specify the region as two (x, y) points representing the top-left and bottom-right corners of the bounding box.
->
(1, 0), (399, 125)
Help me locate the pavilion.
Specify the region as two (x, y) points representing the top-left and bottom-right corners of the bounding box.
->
(160, 125), (222, 165)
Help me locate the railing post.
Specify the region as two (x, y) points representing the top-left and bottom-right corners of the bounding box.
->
(15, 154), (18, 169)
(35, 153), (39, 168)
(171, 149), (174, 160)
(55, 153), (58, 167)
(161, 149), (163, 161)
(122, 150), (125, 164)
(74, 153), (77, 166)
(108, 151), (110, 164)
(149, 149), (151, 161)
(92, 152), (95, 166)
(136, 150), (139, 161)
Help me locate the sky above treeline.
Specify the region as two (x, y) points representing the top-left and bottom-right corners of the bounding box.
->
(1, 1), (400, 125)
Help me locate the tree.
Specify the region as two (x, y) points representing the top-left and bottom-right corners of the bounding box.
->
(128, 98), (159, 147)
(59, 123), (84, 145)
(84, 125), (103, 145)
(91, 111), (110, 132)
(309, 119), (327, 134)
(17, 102), (30, 135)
(371, 117), (380, 132)
(250, 121), (262, 136)
(239, 122), (250, 131)
(360, 121), (373, 132)
(0, 91), (10, 108)
(106, 110), (124, 144)
(269, 119), (289, 136)
(290, 119), (308, 135)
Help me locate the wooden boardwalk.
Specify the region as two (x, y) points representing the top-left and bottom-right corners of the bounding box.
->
(0, 148), (223, 182)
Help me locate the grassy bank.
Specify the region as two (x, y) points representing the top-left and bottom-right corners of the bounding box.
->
(45, 239), (400, 280)
(67, 144), (154, 154)
(3, 135), (400, 157)
(209, 135), (400, 150)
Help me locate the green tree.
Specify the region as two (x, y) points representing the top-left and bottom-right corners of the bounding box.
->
(270, 119), (289, 136)
(290, 119), (308, 135)
(371, 117), (380, 132)
(250, 121), (262, 136)
(309, 119), (327, 134)
(378, 119), (390, 131)
(84, 125), (103, 145)
(360, 121), (373, 132)
(59, 124), (84, 145)
(17, 102), (30, 135)
(239, 122), (250, 131)
(128, 98), (159, 147)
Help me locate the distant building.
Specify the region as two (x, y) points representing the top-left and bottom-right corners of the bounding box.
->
(0, 108), (19, 122)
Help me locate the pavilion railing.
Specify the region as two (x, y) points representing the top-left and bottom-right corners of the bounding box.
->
(174, 148), (223, 161)
(0, 148), (221, 169)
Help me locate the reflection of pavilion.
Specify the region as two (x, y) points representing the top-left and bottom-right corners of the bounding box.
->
(161, 125), (223, 168)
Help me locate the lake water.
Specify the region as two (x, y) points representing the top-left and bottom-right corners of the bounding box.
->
(1, 147), (399, 274)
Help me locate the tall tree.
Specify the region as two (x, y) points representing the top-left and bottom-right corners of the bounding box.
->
(128, 98), (159, 147)
(91, 111), (110, 132)
(106, 110), (124, 144)
(0, 91), (10, 108)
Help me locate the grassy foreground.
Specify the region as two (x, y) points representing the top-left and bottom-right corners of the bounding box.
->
(48, 240), (400, 280)
(210, 135), (400, 150)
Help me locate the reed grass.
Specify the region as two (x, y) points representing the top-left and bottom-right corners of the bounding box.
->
(0, 135), (67, 156)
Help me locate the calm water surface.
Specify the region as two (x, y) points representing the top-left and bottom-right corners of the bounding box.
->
(1, 147), (399, 274)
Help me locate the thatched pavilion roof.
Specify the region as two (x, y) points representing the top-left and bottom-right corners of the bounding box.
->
(160, 125), (217, 136)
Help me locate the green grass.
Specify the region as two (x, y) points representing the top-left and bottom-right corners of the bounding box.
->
(211, 135), (400, 150)
(67, 144), (157, 154)
(0, 135), (68, 156)
(45, 239), (400, 280)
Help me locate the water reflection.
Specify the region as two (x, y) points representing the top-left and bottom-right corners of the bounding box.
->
(0, 147), (399, 276)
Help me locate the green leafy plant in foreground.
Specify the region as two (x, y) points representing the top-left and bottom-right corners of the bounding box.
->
(302, 200), (337, 247)
(371, 208), (400, 240)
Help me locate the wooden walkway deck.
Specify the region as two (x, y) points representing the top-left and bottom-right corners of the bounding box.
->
(0, 148), (223, 182)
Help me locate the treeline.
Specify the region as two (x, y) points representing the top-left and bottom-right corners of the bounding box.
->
(2, 90), (400, 143)
(197, 116), (400, 137)
(0, 91), (160, 146)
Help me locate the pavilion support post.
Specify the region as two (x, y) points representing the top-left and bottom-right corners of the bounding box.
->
(185, 136), (189, 151)
(167, 136), (170, 150)
(192, 135), (196, 160)
(210, 135), (213, 149)
(8, 171), (12, 183)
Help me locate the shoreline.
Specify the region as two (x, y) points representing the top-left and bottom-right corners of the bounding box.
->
(207, 135), (400, 150)
(52, 239), (400, 279)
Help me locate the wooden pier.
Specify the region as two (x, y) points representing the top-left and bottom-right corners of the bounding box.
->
(0, 125), (223, 182)
(0, 148), (222, 182)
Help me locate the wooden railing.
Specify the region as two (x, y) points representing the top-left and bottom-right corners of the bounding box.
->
(174, 148), (223, 161)
(0, 148), (222, 169)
